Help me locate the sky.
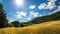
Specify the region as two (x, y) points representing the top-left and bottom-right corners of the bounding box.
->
(1, 0), (60, 23)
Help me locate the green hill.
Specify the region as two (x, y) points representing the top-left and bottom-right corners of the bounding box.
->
(28, 11), (60, 24)
(0, 20), (60, 34)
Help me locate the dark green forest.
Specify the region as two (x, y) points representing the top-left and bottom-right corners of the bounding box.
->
(0, 3), (8, 28)
(0, 2), (60, 28)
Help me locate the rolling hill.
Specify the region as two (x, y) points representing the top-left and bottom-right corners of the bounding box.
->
(28, 11), (60, 24)
(0, 20), (60, 34)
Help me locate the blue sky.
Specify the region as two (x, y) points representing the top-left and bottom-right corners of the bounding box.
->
(1, 0), (60, 23)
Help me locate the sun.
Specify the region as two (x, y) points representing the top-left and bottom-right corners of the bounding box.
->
(14, 0), (24, 7)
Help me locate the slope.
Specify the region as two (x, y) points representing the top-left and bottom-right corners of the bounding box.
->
(29, 11), (60, 24)
(0, 20), (60, 34)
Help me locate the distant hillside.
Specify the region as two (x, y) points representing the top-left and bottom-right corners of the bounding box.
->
(28, 11), (60, 24)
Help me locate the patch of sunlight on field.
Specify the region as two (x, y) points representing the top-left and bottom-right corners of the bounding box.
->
(0, 20), (60, 34)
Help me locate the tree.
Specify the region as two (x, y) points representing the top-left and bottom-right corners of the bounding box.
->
(0, 2), (8, 28)
(11, 21), (20, 27)
(7, 23), (14, 27)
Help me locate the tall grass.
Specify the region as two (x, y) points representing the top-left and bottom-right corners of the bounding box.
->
(0, 20), (60, 34)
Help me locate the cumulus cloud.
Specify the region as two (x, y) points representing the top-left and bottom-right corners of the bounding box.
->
(27, 18), (32, 20)
(16, 11), (27, 19)
(59, 2), (60, 4)
(39, 14), (43, 16)
(30, 11), (39, 17)
(48, 6), (60, 15)
(29, 5), (36, 9)
(38, 0), (57, 10)
(38, 3), (47, 9)
(9, 18), (15, 23)
(27, 18), (31, 20)
(52, 6), (60, 13)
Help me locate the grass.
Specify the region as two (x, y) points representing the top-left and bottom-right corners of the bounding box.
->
(0, 20), (60, 34)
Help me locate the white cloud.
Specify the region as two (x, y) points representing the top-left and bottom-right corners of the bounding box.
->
(9, 18), (15, 23)
(39, 14), (43, 16)
(29, 5), (36, 9)
(59, 2), (60, 4)
(38, 3), (47, 9)
(30, 11), (39, 17)
(52, 6), (60, 13)
(38, 0), (57, 10)
(48, 6), (60, 15)
(27, 18), (32, 20)
(16, 11), (27, 19)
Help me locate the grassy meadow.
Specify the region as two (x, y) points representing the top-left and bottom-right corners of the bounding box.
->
(0, 20), (60, 34)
